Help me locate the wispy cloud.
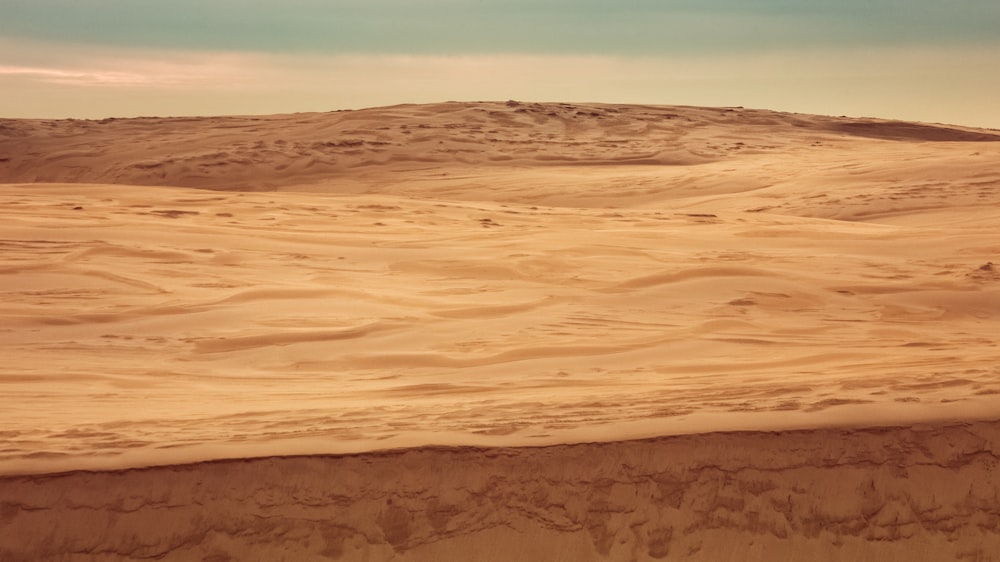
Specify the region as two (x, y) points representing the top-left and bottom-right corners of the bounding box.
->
(0, 37), (261, 89)
(0, 65), (164, 86)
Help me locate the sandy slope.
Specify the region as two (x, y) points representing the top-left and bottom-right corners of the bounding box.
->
(1, 102), (1000, 560)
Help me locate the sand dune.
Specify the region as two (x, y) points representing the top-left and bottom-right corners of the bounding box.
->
(1, 102), (999, 560)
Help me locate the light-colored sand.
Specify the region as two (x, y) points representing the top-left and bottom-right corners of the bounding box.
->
(1, 102), (1000, 560)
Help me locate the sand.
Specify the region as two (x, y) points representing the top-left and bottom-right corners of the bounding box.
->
(1, 102), (999, 560)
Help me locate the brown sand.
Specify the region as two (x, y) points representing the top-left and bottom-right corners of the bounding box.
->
(3, 422), (999, 561)
(1, 102), (999, 560)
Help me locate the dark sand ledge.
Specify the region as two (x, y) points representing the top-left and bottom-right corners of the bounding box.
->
(3, 420), (999, 562)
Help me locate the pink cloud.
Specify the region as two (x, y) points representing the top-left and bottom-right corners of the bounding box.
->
(0, 41), (262, 89)
(0, 64), (169, 87)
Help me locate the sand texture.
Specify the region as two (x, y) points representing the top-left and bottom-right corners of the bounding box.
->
(1, 102), (1000, 559)
(3, 422), (1000, 561)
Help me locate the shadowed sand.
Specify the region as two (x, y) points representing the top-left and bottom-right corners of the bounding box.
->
(1, 102), (999, 560)
(3, 422), (999, 561)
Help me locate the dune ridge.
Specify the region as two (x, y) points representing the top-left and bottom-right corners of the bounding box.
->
(2, 102), (1000, 560)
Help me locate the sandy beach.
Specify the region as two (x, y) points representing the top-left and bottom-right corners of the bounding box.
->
(2, 102), (999, 560)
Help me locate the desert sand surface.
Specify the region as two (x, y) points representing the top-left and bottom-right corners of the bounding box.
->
(1, 101), (1000, 560)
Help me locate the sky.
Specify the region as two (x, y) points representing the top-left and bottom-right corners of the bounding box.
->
(2, 0), (999, 126)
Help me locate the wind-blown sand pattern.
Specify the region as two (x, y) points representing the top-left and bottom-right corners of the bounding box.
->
(1, 102), (999, 560)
